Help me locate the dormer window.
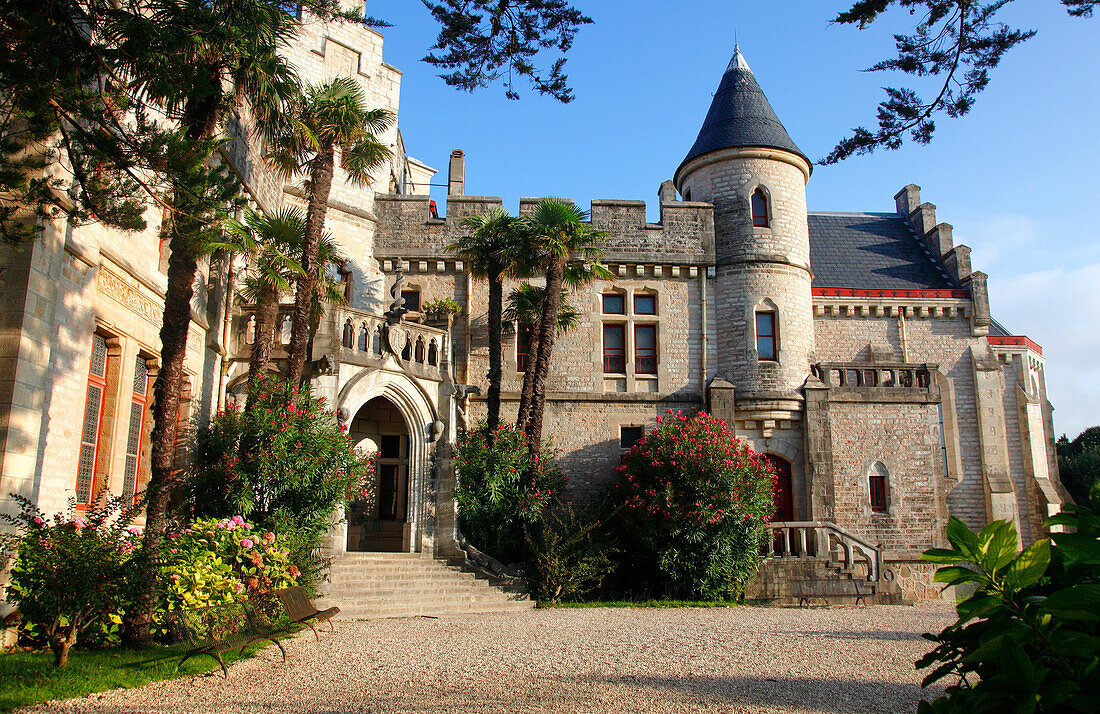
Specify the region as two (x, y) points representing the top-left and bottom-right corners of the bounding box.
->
(751, 188), (770, 228)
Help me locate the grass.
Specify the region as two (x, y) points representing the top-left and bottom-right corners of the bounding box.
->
(0, 641), (268, 712)
(545, 599), (738, 609)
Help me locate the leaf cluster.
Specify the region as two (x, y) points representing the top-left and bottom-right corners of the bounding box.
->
(419, 0), (593, 102)
(1057, 426), (1100, 506)
(916, 480), (1100, 712)
(826, 1), (1092, 163)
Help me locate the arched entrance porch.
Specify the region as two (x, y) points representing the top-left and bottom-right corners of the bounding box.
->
(347, 397), (412, 552)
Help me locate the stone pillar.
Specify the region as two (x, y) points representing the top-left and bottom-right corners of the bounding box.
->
(803, 376), (835, 524)
(971, 347), (1021, 545)
(448, 149), (465, 197)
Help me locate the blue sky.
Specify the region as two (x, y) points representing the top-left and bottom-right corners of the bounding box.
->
(369, 0), (1098, 438)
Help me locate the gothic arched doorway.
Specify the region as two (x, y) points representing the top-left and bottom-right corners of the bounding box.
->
(347, 397), (411, 552)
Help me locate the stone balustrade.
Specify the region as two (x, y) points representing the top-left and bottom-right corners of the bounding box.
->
(764, 521), (882, 582)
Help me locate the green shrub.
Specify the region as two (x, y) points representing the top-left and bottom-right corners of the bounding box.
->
(526, 502), (615, 604)
(606, 410), (776, 601)
(0, 494), (139, 666)
(190, 375), (375, 587)
(453, 423), (561, 564)
(916, 481), (1100, 713)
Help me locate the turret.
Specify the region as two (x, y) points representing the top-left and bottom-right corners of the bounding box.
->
(676, 47), (815, 425)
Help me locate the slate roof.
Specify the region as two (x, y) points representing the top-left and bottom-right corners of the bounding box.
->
(676, 48), (808, 182)
(808, 212), (958, 290)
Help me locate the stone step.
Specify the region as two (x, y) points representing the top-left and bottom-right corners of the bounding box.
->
(335, 602), (535, 620)
(327, 570), (483, 582)
(321, 585), (500, 599)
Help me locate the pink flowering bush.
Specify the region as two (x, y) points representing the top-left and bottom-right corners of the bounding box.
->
(190, 375), (374, 587)
(156, 516), (297, 624)
(453, 422), (562, 564)
(607, 410), (776, 600)
(0, 494), (139, 666)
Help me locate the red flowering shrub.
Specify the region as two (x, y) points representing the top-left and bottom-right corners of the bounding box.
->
(608, 410), (776, 600)
(190, 375), (374, 589)
(453, 422), (562, 563)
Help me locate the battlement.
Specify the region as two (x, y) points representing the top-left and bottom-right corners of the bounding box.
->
(373, 190), (715, 265)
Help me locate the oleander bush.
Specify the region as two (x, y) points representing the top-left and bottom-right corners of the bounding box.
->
(606, 410), (776, 601)
(916, 481), (1100, 713)
(190, 375), (376, 588)
(0, 494), (140, 666)
(453, 422), (562, 564)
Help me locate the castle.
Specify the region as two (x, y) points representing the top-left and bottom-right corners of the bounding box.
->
(0, 11), (1067, 603)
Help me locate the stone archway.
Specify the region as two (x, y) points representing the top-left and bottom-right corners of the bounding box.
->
(332, 370), (439, 555)
(346, 397), (413, 552)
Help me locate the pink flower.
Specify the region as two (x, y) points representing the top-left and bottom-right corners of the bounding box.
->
(232, 515), (245, 526)
(240, 538), (254, 548)
(170, 548), (178, 554)
(128, 526), (142, 536)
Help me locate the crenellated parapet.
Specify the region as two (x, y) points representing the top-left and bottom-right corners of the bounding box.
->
(894, 184), (990, 336)
(373, 186), (715, 266)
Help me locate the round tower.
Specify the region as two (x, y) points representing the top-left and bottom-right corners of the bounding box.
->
(675, 47), (814, 426)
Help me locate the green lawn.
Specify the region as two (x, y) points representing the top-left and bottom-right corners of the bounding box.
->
(545, 599), (737, 609)
(0, 642), (267, 712)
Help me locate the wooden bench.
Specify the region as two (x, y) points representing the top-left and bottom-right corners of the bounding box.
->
(792, 578), (872, 607)
(166, 601), (287, 678)
(274, 586), (340, 639)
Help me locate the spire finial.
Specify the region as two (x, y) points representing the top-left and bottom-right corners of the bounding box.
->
(726, 43), (751, 73)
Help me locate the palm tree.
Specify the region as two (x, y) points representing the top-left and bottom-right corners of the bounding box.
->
(306, 232), (350, 365)
(218, 208), (306, 389)
(447, 208), (533, 435)
(109, 0), (305, 644)
(505, 283), (581, 432)
(524, 198), (609, 457)
(267, 77), (394, 385)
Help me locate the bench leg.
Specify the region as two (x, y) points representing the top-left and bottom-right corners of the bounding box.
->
(269, 637), (287, 662)
(178, 650), (228, 678)
(306, 621), (319, 641)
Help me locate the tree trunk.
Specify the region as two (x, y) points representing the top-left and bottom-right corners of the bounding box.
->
(126, 81), (220, 646)
(51, 628), (77, 667)
(515, 330), (540, 432)
(286, 147), (335, 385)
(485, 266), (504, 439)
(244, 284), (278, 412)
(524, 257), (565, 467)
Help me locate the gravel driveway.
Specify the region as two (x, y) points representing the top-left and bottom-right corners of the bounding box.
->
(29, 604), (957, 713)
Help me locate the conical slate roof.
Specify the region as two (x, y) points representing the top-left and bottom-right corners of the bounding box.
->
(676, 47), (808, 181)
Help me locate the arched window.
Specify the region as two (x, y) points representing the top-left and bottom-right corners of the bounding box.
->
(869, 462), (889, 513)
(357, 323), (368, 351)
(755, 309), (777, 361)
(279, 315), (292, 345)
(342, 319), (354, 349)
(427, 340), (438, 366)
(244, 315), (256, 346)
(751, 187), (770, 228)
(414, 337), (425, 363)
(372, 326), (383, 355)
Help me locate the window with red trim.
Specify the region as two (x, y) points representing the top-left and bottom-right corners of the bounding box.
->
(517, 324), (532, 372)
(869, 462), (889, 512)
(752, 188), (770, 227)
(634, 325), (657, 374)
(633, 293), (656, 315)
(123, 357), (150, 500)
(756, 311), (777, 361)
(603, 324), (625, 373)
(77, 334), (110, 504)
(602, 293), (625, 315)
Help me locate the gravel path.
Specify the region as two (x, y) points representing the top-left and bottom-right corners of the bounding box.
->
(29, 604), (956, 713)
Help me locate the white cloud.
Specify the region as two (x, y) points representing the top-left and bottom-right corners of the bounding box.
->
(986, 262), (1100, 439)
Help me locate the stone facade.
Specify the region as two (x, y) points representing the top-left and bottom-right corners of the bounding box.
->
(0, 18), (1069, 607)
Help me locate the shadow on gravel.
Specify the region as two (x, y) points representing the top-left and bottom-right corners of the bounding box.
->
(585, 673), (932, 713)
(793, 629), (930, 642)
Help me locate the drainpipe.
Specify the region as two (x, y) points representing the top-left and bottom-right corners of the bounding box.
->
(699, 270), (708, 397)
(217, 253), (237, 411)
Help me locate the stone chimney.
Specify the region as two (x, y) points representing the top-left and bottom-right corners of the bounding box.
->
(448, 149), (465, 197)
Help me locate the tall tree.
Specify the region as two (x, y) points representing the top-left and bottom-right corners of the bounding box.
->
(218, 208), (306, 388)
(826, 0), (1096, 163)
(267, 76), (393, 385)
(523, 198), (608, 458)
(111, 0), (307, 644)
(505, 283), (580, 432)
(447, 208), (532, 436)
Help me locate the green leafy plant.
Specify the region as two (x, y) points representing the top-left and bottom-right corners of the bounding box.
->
(189, 375), (375, 588)
(916, 481), (1100, 712)
(526, 501), (615, 604)
(420, 298), (464, 317)
(0, 494), (140, 666)
(606, 410), (776, 601)
(453, 422), (562, 564)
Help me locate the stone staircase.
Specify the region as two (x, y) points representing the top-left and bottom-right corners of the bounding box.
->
(315, 552), (535, 619)
(744, 521), (906, 606)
